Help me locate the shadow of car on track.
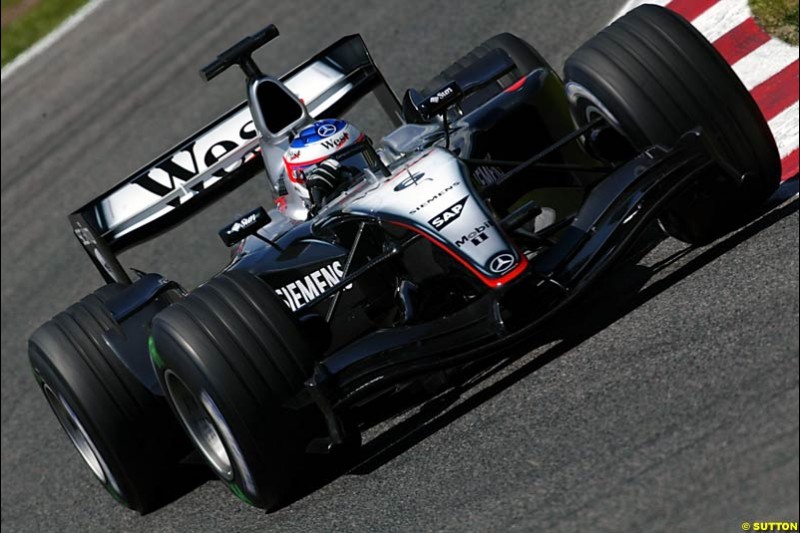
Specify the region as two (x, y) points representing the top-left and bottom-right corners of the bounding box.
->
(271, 179), (799, 511)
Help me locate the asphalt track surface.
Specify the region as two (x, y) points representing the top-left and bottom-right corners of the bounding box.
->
(1, 1), (798, 532)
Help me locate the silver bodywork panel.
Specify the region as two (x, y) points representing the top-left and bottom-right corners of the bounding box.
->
(330, 148), (522, 280)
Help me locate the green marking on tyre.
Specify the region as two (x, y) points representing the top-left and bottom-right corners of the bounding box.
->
(104, 483), (125, 505)
(148, 336), (165, 369)
(228, 482), (254, 505)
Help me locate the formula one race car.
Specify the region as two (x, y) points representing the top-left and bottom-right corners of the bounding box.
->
(28, 5), (780, 512)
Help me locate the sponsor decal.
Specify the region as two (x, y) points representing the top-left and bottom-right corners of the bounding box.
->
(73, 224), (96, 246)
(226, 213), (258, 235)
(473, 165), (504, 189)
(454, 220), (493, 248)
(409, 181), (461, 215)
(274, 261), (349, 311)
(429, 86), (454, 104)
(487, 252), (516, 274)
(317, 123), (338, 137)
(394, 171), (431, 192)
(429, 196), (468, 230)
(287, 149), (301, 160)
(219, 207), (268, 246)
(320, 131), (350, 150)
(129, 114), (258, 209)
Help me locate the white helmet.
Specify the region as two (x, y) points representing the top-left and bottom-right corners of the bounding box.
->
(283, 119), (366, 198)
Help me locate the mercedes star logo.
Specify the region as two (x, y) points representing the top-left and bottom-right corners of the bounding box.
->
(488, 253), (515, 274)
(317, 123), (338, 137)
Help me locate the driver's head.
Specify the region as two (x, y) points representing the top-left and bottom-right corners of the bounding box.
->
(283, 119), (368, 198)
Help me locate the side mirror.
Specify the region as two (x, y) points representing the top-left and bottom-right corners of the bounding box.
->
(416, 81), (463, 120)
(402, 88), (427, 124)
(219, 207), (271, 247)
(403, 83), (463, 123)
(401, 48), (515, 124)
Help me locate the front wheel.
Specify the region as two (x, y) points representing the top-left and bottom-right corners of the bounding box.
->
(151, 271), (326, 510)
(564, 5), (781, 244)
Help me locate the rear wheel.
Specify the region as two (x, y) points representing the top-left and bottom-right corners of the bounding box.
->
(28, 284), (189, 513)
(151, 271), (325, 510)
(564, 5), (781, 244)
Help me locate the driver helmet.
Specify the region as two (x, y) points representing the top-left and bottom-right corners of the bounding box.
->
(283, 119), (368, 198)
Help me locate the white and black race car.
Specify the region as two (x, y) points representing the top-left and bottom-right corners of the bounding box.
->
(29, 6), (780, 512)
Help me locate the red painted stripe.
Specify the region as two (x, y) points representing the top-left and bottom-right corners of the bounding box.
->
(665, 0), (719, 21)
(781, 149), (799, 181)
(653, 1), (799, 181)
(750, 60), (800, 121)
(712, 18), (771, 65)
(504, 76), (527, 93)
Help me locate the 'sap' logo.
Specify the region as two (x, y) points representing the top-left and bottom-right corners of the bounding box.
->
(429, 196), (468, 230)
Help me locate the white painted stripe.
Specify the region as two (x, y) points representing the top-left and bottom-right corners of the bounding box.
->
(732, 38), (800, 89)
(612, 0), (799, 173)
(612, 0), (669, 22)
(691, 0), (750, 42)
(0, 0), (109, 82)
(768, 101), (800, 159)
(613, 0), (748, 37)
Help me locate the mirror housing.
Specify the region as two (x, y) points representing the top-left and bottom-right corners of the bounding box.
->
(219, 207), (271, 247)
(402, 48), (516, 123)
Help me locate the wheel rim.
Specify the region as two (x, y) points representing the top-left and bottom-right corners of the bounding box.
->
(164, 370), (233, 481)
(42, 383), (106, 483)
(564, 80), (631, 142)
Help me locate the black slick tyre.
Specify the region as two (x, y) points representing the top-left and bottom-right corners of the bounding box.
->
(151, 271), (323, 510)
(28, 284), (189, 513)
(564, 5), (781, 244)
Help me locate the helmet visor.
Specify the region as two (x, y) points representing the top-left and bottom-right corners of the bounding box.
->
(285, 140), (385, 184)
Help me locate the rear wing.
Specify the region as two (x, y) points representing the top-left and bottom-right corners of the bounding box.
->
(70, 34), (401, 283)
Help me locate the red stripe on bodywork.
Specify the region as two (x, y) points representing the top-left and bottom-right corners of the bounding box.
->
(750, 60), (799, 121)
(781, 149), (799, 181)
(713, 18), (771, 65)
(504, 76), (527, 93)
(665, 0), (719, 21)
(390, 221), (528, 288)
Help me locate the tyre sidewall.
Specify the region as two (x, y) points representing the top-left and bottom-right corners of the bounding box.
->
(29, 334), (151, 511)
(564, 5), (781, 243)
(151, 316), (306, 510)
